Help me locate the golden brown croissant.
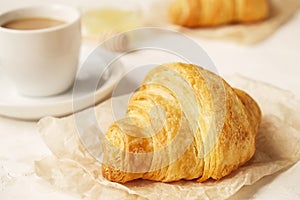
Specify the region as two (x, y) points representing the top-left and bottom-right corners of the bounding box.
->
(102, 63), (261, 183)
(168, 0), (270, 27)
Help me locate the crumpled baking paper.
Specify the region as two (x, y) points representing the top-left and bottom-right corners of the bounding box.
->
(145, 0), (300, 44)
(35, 75), (300, 200)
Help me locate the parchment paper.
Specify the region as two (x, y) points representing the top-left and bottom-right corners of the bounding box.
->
(145, 0), (300, 44)
(35, 75), (300, 200)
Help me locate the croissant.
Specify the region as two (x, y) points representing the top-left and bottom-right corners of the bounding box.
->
(102, 63), (261, 183)
(168, 0), (270, 27)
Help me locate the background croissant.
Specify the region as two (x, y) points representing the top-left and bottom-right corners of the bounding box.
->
(168, 0), (270, 27)
(102, 63), (261, 183)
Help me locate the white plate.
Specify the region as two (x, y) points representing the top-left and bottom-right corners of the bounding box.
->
(0, 47), (124, 120)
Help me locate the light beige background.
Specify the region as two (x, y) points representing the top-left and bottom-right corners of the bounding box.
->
(0, 0), (300, 199)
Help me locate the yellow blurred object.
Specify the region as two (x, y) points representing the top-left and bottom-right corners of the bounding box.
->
(82, 7), (142, 35)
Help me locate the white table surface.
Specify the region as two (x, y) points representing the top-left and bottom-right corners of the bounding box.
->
(1, 1), (300, 199)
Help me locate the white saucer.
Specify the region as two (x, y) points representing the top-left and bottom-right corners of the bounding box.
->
(0, 47), (124, 120)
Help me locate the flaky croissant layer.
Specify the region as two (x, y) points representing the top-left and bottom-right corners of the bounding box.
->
(168, 0), (270, 27)
(102, 63), (261, 183)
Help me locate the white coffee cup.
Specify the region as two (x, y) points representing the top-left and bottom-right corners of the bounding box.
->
(0, 5), (81, 97)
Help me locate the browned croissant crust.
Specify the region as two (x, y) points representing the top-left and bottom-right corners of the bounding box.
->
(168, 0), (270, 27)
(102, 63), (261, 183)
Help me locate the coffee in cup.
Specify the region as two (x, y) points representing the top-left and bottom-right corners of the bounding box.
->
(1, 17), (65, 30)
